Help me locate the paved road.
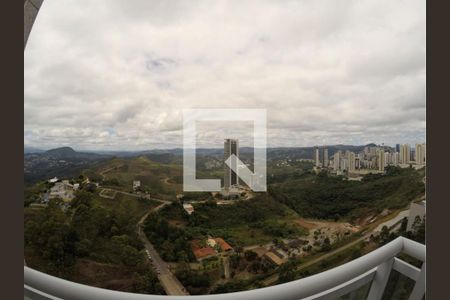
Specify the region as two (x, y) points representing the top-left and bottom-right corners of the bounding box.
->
(81, 178), (188, 295)
(137, 201), (189, 296)
(374, 209), (409, 232)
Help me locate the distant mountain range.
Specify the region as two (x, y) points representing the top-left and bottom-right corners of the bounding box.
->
(24, 146), (45, 154)
(24, 144), (391, 184)
(24, 147), (112, 184)
(25, 144), (388, 158)
(43, 147), (108, 160)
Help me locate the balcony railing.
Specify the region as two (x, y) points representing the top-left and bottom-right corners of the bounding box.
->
(24, 236), (425, 300)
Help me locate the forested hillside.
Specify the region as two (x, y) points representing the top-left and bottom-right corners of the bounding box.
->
(269, 166), (425, 221)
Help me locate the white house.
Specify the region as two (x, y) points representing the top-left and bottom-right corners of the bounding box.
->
(133, 180), (141, 191)
(48, 177), (58, 183)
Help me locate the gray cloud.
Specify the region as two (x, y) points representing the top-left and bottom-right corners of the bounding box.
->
(24, 0), (425, 150)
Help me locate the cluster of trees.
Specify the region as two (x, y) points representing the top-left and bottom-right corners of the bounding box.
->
(269, 167), (425, 221)
(211, 279), (251, 294)
(211, 250), (276, 294)
(228, 250), (274, 277)
(188, 196), (289, 228)
(24, 181), (53, 207)
(25, 199), (77, 274)
(143, 211), (195, 262)
(267, 161), (314, 184)
(175, 264), (212, 295)
(24, 190), (162, 294)
(375, 216), (425, 246)
(250, 220), (308, 238)
(278, 260), (301, 283)
(146, 198), (308, 255)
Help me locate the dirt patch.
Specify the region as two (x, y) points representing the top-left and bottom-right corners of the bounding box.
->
(295, 218), (359, 232)
(295, 218), (360, 244)
(168, 219), (186, 228)
(294, 219), (319, 229)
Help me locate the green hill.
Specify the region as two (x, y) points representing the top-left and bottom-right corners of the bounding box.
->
(84, 156), (183, 199)
(269, 166), (425, 221)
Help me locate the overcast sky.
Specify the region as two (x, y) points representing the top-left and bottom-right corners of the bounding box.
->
(24, 0), (425, 150)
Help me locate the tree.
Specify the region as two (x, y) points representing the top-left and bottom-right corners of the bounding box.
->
(244, 250), (257, 261)
(279, 260), (297, 283)
(399, 217), (408, 235)
(321, 237), (331, 252)
(71, 191), (94, 208)
(248, 260), (262, 274)
(132, 270), (164, 294)
(380, 225), (390, 244)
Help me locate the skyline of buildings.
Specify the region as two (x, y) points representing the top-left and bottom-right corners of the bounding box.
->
(314, 143), (426, 175)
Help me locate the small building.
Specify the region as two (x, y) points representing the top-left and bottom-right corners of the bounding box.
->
(214, 238), (233, 252)
(190, 240), (217, 261)
(193, 247), (217, 261)
(48, 177), (58, 183)
(207, 238), (217, 248)
(49, 182), (75, 202)
(133, 180), (141, 191)
(251, 247), (268, 257)
(183, 203), (194, 215)
(264, 251), (287, 266)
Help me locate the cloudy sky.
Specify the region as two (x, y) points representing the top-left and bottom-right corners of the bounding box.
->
(24, 0), (425, 150)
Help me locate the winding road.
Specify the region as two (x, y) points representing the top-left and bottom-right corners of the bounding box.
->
(136, 199), (189, 296)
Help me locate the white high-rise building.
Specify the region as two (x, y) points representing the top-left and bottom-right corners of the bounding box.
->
(378, 149), (385, 171)
(314, 147), (321, 167)
(415, 143), (426, 165)
(348, 152), (356, 172)
(224, 139), (239, 189)
(340, 157), (348, 171)
(333, 151), (341, 171)
(355, 157), (361, 169)
(393, 152), (399, 166)
(399, 144), (411, 164)
(384, 152), (390, 166)
(323, 148), (329, 168)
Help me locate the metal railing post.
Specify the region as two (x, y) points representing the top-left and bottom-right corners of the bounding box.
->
(366, 258), (395, 300)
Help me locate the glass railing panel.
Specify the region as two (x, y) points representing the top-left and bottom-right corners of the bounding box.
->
(337, 281), (370, 300)
(381, 270), (417, 300)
